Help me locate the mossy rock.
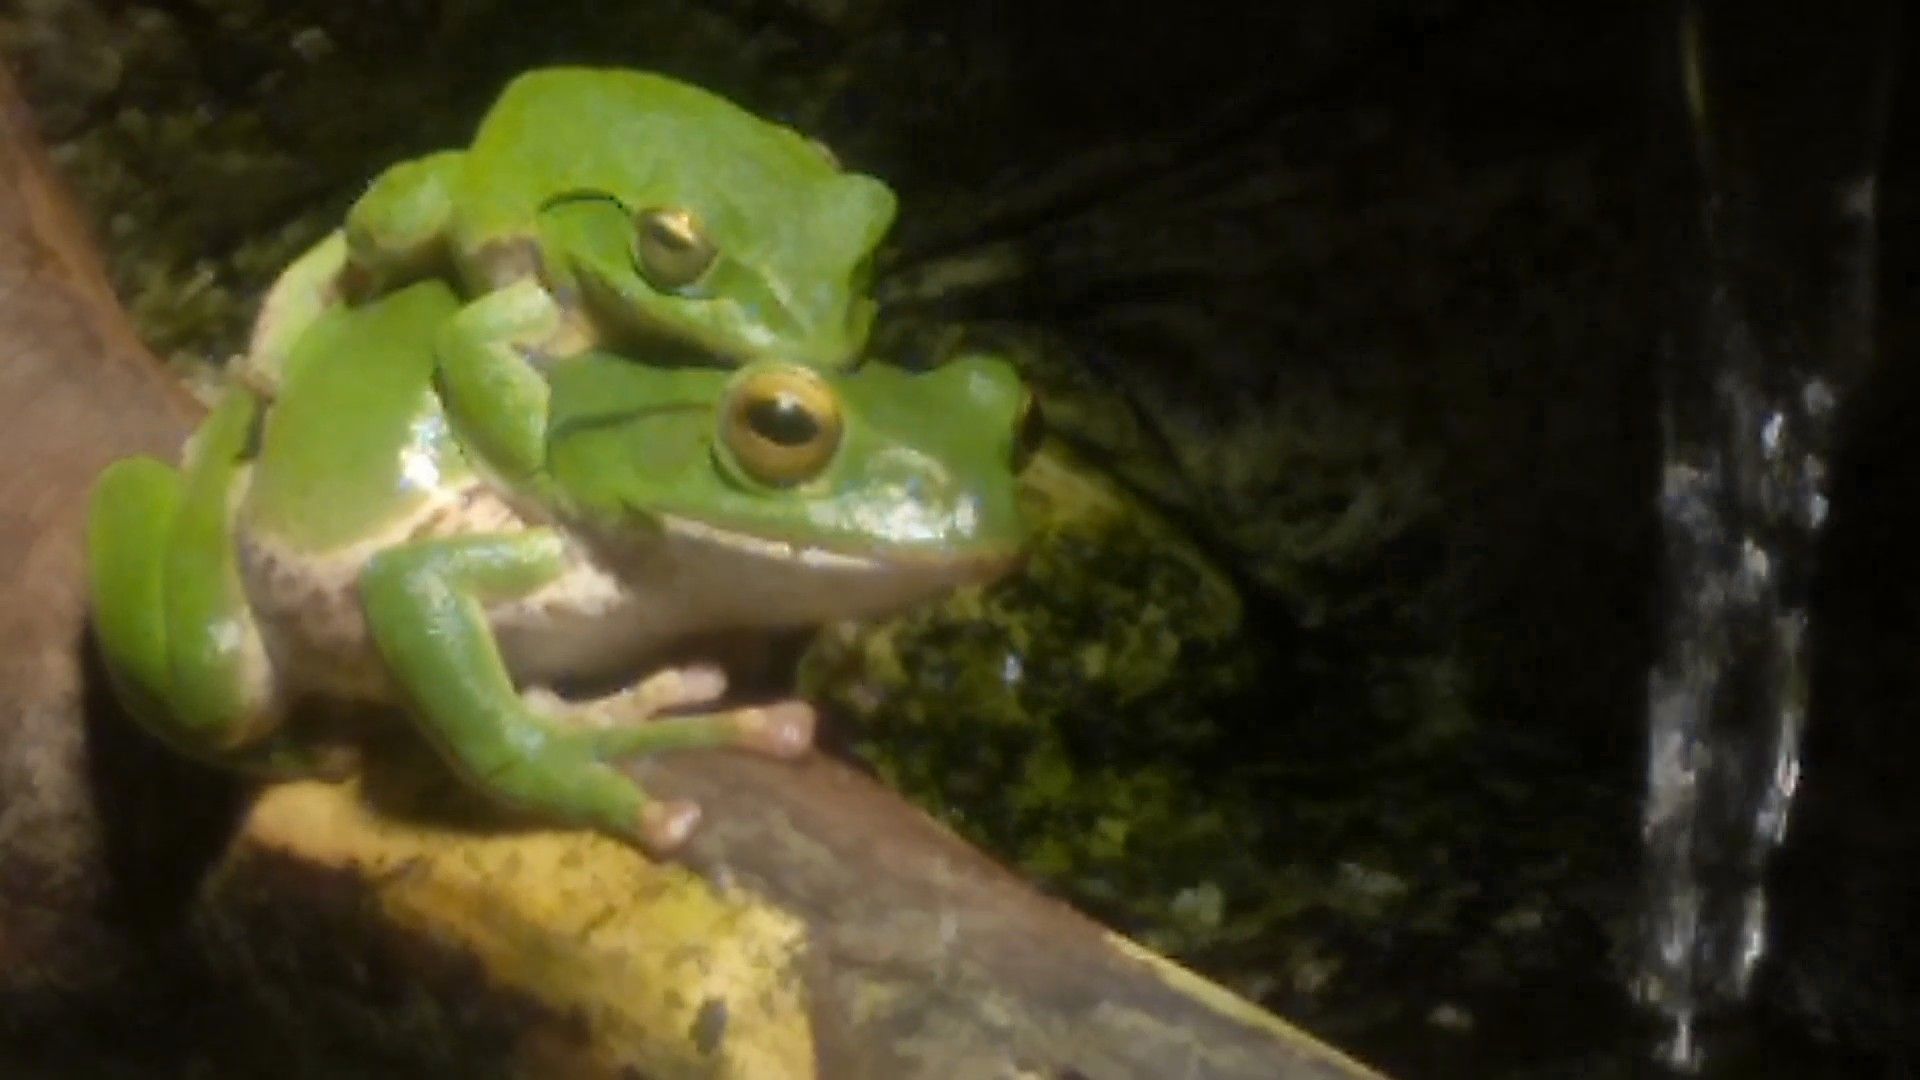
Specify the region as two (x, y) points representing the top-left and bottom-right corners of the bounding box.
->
(804, 449), (1261, 934)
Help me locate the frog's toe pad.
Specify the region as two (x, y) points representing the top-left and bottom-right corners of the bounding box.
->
(734, 701), (816, 759)
(637, 798), (702, 854)
(614, 664), (727, 722)
(666, 664), (728, 709)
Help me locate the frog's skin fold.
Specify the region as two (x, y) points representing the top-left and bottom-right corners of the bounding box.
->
(88, 272), (1032, 853)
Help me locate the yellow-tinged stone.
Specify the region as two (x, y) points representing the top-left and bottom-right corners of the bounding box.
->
(218, 777), (817, 1079)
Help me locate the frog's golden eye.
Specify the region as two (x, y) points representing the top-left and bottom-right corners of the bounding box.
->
(722, 367), (844, 486)
(634, 207), (717, 290)
(1012, 391), (1045, 471)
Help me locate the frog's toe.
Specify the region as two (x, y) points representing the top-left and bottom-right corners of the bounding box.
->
(649, 663), (727, 713)
(731, 700), (816, 759)
(636, 798), (703, 855)
(537, 664), (732, 731)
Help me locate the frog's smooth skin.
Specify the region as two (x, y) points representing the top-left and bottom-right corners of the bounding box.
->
(246, 67), (897, 488)
(89, 280), (1035, 853)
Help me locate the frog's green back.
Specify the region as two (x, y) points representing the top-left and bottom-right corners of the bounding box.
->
(246, 281), (471, 552)
(454, 67), (895, 310)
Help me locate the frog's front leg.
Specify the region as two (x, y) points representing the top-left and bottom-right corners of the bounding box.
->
(358, 532), (814, 854)
(236, 152), (466, 396)
(433, 279), (594, 481)
(341, 150), (465, 297)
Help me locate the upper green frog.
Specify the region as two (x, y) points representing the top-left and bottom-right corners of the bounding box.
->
(89, 277), (1037, 854)
(244, 67), (897, 477)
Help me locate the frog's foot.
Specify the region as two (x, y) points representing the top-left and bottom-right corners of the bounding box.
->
(617, 702), (817, 856)
(528, 664), (815, 760)
(728, 700), (818, 759)
(524, 663), (729, 730)
(561, 698), (817, 762)
(519, 695), (815, 857)
(560, 691), (817, 853)
(637, 799), (704, 855)
(363, 531), (815, 857)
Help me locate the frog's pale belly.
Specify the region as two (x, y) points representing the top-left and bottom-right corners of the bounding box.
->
(236, 475), (1006, 710)
(237, 482), (658, 703)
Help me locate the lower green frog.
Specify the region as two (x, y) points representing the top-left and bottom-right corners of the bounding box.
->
(88, 280), (1036, 852)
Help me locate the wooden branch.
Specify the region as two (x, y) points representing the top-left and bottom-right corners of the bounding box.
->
(0, 63), (1385, 1079)
(0, 61), (204, 1000)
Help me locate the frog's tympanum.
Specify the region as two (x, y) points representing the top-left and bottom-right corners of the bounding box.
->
(87, 70), (1038, 854)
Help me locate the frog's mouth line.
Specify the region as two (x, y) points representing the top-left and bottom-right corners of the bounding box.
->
(662, 514), (877, 570)
(658, 514), (1022, 579)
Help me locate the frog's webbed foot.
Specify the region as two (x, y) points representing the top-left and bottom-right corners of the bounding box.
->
(563, 689), (816, 856)
(521, 667), (818, 854)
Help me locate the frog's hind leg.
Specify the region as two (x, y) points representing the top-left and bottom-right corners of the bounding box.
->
(360, 532), (814, 854)
(88, 391), (332, 776)
(89, 455), (184, 723)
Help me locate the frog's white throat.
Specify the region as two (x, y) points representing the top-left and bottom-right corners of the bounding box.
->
(642, 513), (1013, 629)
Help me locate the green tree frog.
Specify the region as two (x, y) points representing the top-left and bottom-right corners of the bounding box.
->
(244, 66), (900, 485)
(88, 274), (1038, 853)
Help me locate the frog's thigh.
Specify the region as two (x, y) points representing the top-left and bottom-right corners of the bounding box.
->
(433, 280), (572, 479)
(358, 530), (663, 838)
(89, 393), (285, 758)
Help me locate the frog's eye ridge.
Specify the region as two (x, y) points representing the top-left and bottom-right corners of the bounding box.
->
(634, 207), (717, 290)
(722, 367), (844, 486)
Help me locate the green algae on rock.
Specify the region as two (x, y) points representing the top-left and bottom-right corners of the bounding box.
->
(802, 450), (1270, 951)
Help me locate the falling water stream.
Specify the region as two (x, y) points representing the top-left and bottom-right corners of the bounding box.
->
(1635, 3), (1896, 1071)
(1639, 321), (1834, 1072)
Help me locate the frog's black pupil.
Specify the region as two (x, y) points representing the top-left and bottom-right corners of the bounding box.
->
(646, 219), (689, 251)
(747, 393), (820, 447)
